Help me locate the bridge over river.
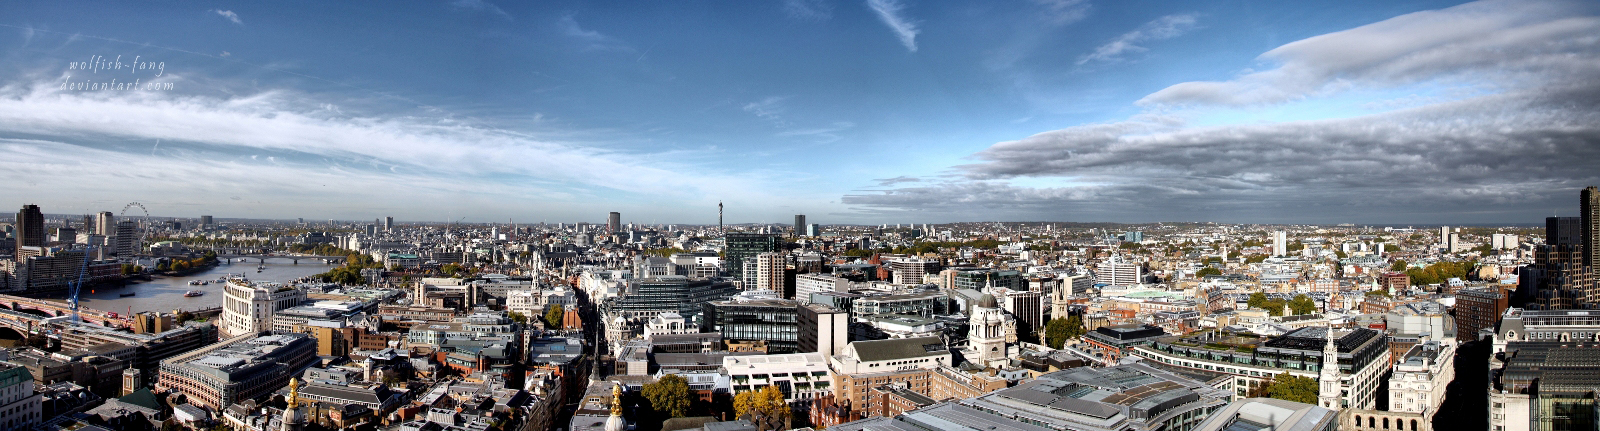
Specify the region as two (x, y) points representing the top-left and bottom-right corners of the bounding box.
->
(216, 254), (349, 265)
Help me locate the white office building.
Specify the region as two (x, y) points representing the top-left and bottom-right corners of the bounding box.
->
(796, 273), (849, 304)
(1389, 340), (1454, 416)
(724, 352), (834, 402)
(1096, 259), (1143, 287)
(221, 280), (307, 337)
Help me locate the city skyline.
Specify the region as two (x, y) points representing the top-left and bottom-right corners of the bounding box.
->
(0, 0), (1596, 224)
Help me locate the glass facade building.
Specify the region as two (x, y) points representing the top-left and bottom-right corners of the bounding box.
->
(725, 233), (781, 280)
(702, 298), (800, 353)
(951, 269), (1024, 291)
(605, 276), (740, 324)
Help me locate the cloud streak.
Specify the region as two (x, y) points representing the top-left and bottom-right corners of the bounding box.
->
(0, 79), (769, 218)
(450, 0), (513, 20)
(558, 15), (630, 51)
(743, 96), (789, 125)
(1078, 13), (1197, 65)
(867, 0), (920, 52)
(1032, 0), (1090, 25)
(784, 0), (832, 21)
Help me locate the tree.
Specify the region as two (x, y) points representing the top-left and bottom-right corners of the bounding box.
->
(1288, 294), (1317, 315)
(1263, 300), (1287, 316)
(1064, 315), (1087, 340)
(1390, 259), (1408, 271)
(1264, 373), (1319, 404)
(507, 311), (528, 325)
(1247, 292), (1268, 310)
(1045, 318), (1071, 349)
(734, 385), (791, 431)
(1245, 255), (1268, 264)
(1405, 261), (1475, 285)
(440, 263), (465, 277)
(642, 374), (692, 418)
(1196, 267), (1222, 278)
(545, 305), (564, 328)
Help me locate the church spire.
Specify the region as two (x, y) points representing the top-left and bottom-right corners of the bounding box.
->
(1317, 325), (1342, 409)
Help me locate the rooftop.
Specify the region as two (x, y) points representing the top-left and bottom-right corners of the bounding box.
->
(165, 332), (313, 381)
(847, 336), (949, 363)
(1193, 398), (1336, 431)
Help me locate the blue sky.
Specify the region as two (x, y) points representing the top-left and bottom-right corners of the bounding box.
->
(0, 0), (1596, 225)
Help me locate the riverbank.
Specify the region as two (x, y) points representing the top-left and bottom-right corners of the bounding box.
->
(155, 260), (221, 278)
(58, 261), (336, 314)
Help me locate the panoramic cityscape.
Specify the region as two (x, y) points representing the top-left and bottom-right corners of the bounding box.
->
(0, 1), (1598, 431)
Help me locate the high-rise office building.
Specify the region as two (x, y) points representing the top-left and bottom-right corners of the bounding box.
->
(1584, 186), (1600, 267)
(1122, 231), (1144, 243)
(806, 223), (820, 237)
(1523, 190), (1600, 309)
(607, 212), (621, 234)
(794, 214), (806, 235)
(383, 216), (394, 231)
(1272, 230), (1287, 257)
(94, 211), (113, 236)
(1549, 216), (1583, 246)
(200, 215), (213, 227)
(114, 220), (138, 257)
(725, 233), (780, 280)
(752, 252), (788, 292)
(15, 204), (43, 254)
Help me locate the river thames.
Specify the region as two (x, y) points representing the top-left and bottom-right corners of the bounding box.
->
(72, 260), (337, 315)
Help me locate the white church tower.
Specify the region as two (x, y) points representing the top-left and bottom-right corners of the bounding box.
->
(967, 293), (1010, 369)
(1318, 325), (1343, 409)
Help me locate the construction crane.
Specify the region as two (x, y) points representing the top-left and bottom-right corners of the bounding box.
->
(65, 246), (100, 323)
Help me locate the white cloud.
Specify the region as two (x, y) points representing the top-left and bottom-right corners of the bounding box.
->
(1077, 13), (1197, 65)
(1140, 0), (1597, 106)
(866, 0), (920, 52)
(557, 15), (630, 51)
(850, 0), (1600, 223)
(211, 9), (243, 25)
(742, 96), (789, 125)
(784, 0), (833, 21)
(1032, 0), (1090, 25)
